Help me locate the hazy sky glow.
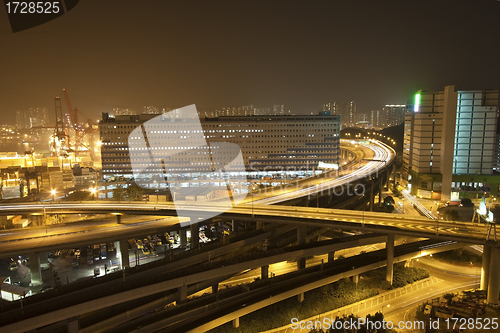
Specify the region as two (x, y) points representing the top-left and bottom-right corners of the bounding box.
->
(1, 0), (499, 124)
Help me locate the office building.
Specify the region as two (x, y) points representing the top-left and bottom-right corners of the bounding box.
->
(403, 85), (499, 201)
(99, 112), (340, 179)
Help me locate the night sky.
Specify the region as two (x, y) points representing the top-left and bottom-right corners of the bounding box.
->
(1, 0), (499, 124)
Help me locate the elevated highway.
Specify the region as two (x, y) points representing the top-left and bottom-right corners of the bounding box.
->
(0, 236), (462, 333)
(0, 202), (493, 259)
(157, 240), (465, 333)
(253, 140), (394, 205)
(0, 139), (397, 258)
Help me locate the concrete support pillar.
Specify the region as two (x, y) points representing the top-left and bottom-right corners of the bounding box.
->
(297, 225), (307, 270)
(28, 252), (42, 286)
(481, 245), (492, 290)
(328, 251), (335, 263)
(386, 234), (395, 284)
(212, 283), (219, 294)
(119, 239), (129, 269)
(261, 265), (269, 279)
(116, 214), (122, 224)
(256, 221), (263, 230)
(297, 225), (307, 245)
(232, 219), (238, 232)
(487, 246), (500, 305)
(180, 229), (187, 248)
(114, 241), (120, 259)
(297, 257), (306, 271)
(39, 252), (49, 270)
(190, 222), (199, 249)
(177, 285), (187, 304)
(232, 317), (240, 328)
(30, 214), (43, 226)
(352, 274), (359, 284)
(297, 292), (304, 303)
(67, 317), (79, 333)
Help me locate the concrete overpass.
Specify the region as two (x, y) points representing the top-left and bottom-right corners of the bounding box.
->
(147, 241), (466, 333)
(0, 237), (464, 333)
(0, 202), (493, 248)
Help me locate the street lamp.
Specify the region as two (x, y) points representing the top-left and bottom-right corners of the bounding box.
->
(90, 188), (96, 200)
(51, 189), (56, 202)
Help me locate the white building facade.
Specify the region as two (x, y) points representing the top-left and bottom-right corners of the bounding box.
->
(403, 85), (499, 201)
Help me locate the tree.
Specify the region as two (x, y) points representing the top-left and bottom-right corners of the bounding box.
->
(112, 185), (126, 201)
(383, 196), (395, 205)
(461, 198), (473, 207)
(126, 184), (145, 201)
(385, 203), (395, 213)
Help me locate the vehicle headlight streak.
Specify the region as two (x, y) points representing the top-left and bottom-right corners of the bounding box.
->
(254, 140), (394, 205)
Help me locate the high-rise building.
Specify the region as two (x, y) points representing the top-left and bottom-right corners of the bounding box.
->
(113, 108), (136, 116)
(403, 85), (499, 201)
(143, 106), (160, 114)
(355, 113), (369, 128)
(242, 105), (255, 116)
(254, 107), (271, 115)
(273, 105), (285, 115)
(321, 102), (339, 115)
(382, 105), (405, 127)
(342, 101), (356, 127)
(370, 110), (381, 128)
(370, 105), (406, 128)
(16, 107), (49, 129)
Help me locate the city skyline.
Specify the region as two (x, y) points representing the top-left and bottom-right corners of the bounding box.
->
(1, 1), (499, 124)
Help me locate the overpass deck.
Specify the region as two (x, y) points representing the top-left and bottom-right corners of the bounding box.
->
(107, 239), (464, 333)
(0, 233), (390, 332)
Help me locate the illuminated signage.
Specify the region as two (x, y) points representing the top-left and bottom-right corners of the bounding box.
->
(318, 162), (339, 170)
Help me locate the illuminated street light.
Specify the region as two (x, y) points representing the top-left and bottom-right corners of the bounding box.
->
(90, 188), (96, 200)
(51, 189), (56, 202)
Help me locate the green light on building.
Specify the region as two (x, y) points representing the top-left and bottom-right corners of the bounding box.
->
(414, 93), (420, 112)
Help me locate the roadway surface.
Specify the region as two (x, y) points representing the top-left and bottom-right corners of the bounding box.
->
(0, 139), (398, 257)
(247, 140), (392, 205)
(143, 240), (465, 333)
(270, 257), (480, 333)
(0, 201), (493, 258)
